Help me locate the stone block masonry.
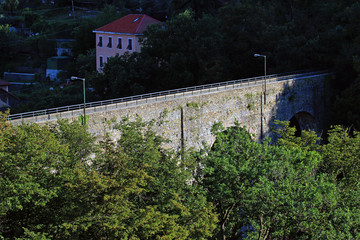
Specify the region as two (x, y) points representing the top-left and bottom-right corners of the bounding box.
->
(11, 72), (329, 150)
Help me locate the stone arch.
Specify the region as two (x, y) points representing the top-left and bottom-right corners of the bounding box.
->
(289, 111), (317, 137)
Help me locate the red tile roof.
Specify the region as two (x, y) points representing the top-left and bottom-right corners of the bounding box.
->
(94, 14), (160, 35)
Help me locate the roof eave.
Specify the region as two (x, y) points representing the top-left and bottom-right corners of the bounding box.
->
(93, 30), (144, 36)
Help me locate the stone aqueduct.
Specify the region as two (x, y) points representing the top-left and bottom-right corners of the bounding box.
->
(10, 71), (330, 150)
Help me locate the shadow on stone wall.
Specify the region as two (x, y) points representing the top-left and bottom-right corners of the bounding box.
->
(265, 76), (326, 141)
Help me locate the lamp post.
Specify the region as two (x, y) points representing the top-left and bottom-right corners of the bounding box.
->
(254, 53), (267, 140)
(254, 53), (267, 104)
(71, 76), (86, 126)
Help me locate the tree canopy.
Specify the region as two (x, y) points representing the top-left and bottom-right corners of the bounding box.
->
(0, 113), (217, 239)
(1, 110), (360, 239)
(196, 122), (360, 239)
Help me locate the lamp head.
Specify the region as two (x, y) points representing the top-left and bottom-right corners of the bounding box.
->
(254, 53), (266, 58)
(70, 76), (85, 81)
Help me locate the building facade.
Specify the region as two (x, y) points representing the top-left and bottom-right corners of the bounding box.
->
(0, 79), (19, 110)
(93, 14), (160, 71)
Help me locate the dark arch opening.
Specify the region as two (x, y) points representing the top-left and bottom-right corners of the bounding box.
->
(289, 116), (301, 137)
(289, 111), (317, 137)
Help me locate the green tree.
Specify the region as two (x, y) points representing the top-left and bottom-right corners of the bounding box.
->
(170, 0), (224, 18)
(216, 2), (270, 79)
(0, 114), (71, 238)
(91, 52), (158, 99)
(54, 0), (72, 7)
(1, 0), (19, 15)
(273, 121), (360, 238)
(333, 56), (360, 129)
(273, 121), (360, 187)
(0, 23), (24, 72)
(73, 4), (124, 56)
(321, 125), (360, 186)
(141, 10), (223, 89)
(21, 8), (40, 28)
(272, 120), (321, 152)
(320, 126), (360, 238)
(49, 119), (97, 161)
(198, 122), (354, 239)
(11, 83), (87, 113)
(138, 0), (171, 20)
(56, 49), (97, 90)
(0, 113), (217, 239)
(114, 117), (218, 239)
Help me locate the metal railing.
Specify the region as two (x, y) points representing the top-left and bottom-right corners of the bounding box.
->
(8, 70), (328, 121)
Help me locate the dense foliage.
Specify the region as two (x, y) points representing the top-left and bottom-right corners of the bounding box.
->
(0, 113), (217, 239)
(1, 109), (360, 239)
(197, 122), (360, 239)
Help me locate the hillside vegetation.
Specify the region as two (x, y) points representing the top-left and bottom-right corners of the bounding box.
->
(1, 0), (359, 128)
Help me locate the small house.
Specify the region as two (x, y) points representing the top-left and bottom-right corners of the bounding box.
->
(93, 14), (160, 71)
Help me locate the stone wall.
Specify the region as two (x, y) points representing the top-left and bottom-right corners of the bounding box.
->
(85, 74), (327, 150)
(11, 73), (328, 150)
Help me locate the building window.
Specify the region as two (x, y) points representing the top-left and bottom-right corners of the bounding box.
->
(99, 56), (103, 68)
(117, 38), (122, 49)
(107, 37), (112, 48)
(127, 38), (132, 50)
(98, 36), (103, 47)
